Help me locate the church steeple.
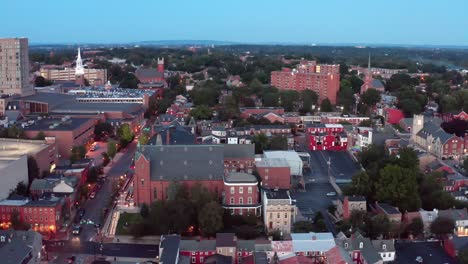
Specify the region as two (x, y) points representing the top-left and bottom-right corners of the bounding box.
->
(75, 47), (84, 76)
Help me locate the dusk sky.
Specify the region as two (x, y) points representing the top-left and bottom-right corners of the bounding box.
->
(2, 0), (468, 45)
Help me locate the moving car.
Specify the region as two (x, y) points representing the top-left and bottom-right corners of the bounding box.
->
(72, 226), (82, 235)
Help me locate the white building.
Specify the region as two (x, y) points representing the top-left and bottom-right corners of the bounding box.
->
(262, 189), (297, 235)
(264, 151), (303, 176)
(0, 155), (28, 200)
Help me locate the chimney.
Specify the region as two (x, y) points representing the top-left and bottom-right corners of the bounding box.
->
(166, 129), (170, 145)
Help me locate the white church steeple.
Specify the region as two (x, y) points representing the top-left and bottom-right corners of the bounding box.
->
(75, 48), (84, 76)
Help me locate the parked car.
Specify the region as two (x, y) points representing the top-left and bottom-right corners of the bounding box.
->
(74, 208), (85, 223)
(89, 192), (96, 199)
(326, 192), (337, 196)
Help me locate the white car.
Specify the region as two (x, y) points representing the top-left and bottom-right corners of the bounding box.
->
(326, 192), (337, 196)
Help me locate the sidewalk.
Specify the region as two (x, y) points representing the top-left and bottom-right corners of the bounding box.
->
(103, 152), (125, 174)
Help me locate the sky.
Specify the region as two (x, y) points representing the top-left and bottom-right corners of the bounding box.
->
(1, 0), (468, 46)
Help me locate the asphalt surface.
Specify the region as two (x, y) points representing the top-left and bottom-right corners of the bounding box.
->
(45, 240), (158, 259)
(51, 140), (138, 262)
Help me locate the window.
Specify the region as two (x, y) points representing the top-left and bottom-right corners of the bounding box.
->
(191, 257), (196, 263)
(230, 187), (235, 194)
(248, 187), (252, 194)
(153, 189), (157, 199)
(359, 242), (363, 249)
(344, 243), (348, 249)
(382, 244), (386, 250)
(230, 197), (234, 204)
(200, 257), (204, 262)
(284, 213), (288, 218)
(239, 187), (243, 194)
(248, 197), (252, 204)
(191, 251), (195, 255)
(277, 213), (280, 218)
(141, 179), (144, 186)
(239, 198), (243, 204)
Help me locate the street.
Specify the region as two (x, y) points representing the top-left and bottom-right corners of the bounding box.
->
(50, 140), (138, 263)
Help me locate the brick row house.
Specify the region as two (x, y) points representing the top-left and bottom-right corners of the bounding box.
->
(306, 124), (348, 151)
(222, 172), (261, 216)
(0, 197), (65, 238)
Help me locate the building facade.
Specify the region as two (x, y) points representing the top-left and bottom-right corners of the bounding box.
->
(40, 68), (107, 86)
(271, 60), (340, 104)
(262, 189), (297, 235)
(306, 124), (348, 151)
(256, 158), (291, 190)
(0, 38), (33, 96)
(222, 172), (261, 216)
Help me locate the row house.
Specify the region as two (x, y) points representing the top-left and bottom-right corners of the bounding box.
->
(347, 127), (373, 150)
(223, 144), (255, 174)
(222, 172), (261, 216)
(0, 197), (64, 237)
(291, 232), (336, 263)
(233, 125), (292, 136)
(411, 115), (467, 159)
(373, 202), (402, 224)
(29, 175), (78, 211)
(335, 231), (395, 264)
(306, 124), (348, 151)
(336, 196), (367, 220)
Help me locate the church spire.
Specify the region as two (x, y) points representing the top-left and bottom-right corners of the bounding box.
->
(367, 52), (371, 76)
(75, 47), (84, 76)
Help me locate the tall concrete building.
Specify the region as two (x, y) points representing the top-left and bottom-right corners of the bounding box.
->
(0, 38), (33, 96)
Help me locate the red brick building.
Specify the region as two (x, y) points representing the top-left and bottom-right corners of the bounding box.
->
(306, 124), (348, 151)
(271, 60), (340, 104)
(0, 197), (64, 237)
(133, 144), (255, 206)
(222, 172), (261, 216)
(223, 144), (255, 174)
(135, 58), (166, 89)
(23, 117), (98, 160)
(255, 158), (291, 189)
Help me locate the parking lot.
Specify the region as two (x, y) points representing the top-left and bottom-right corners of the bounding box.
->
(294, 151), (362, 219)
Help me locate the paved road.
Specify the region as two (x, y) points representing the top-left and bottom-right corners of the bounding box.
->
(44, 240), (158, 259)
(78, 141), (137, 242)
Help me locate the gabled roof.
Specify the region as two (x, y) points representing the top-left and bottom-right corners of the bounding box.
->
(216, 233), (236, 247)
(135, 67), (164, 79)
(137, 145), (224, 181)
(291, 232), (336, 252)
(223, 144), (254, 159)
(438, 208), (468, 221)
(160, 235), (180, 264)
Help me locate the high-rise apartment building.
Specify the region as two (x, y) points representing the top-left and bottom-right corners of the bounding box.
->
(0, 38), (33, 96)
(271, 60), (340, 104)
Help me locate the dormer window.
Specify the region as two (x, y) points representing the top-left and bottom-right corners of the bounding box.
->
(359, 242), (363, 249)
(344, 242), (348, 249)
(0, 236), (4, 242)
(382, 244), (386, 250)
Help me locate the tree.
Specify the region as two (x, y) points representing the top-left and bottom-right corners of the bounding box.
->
(399, 98), (422, 117)
(70, 146), (86, 163)
(393, 147), (419, 171)
(458, 248), (468, 264)
(279, 90), (300, 112)
(107, 141), (117, 160)
(138, 133), (150, 145)
(11, 209), (30, 231)
(7, 125), (24, 139)
(405, 217), (424, 238)
(119, 73), (140, 88)
(386, 73), (415, 92)
(190, 105), (213, 120)
(369, 214), (390, 239)
(94, 122), (114, 139)
(198, 202), (224, 237)
(293, 221), (314, 233)
(87, 167), (99, 183)
(34, 76), (52, 87)
(140, 203), (150, 218)
(301, 90), (318, 113)
(349, 171), (371, 197)
(33, 131), (46, 140)
(320, 98), (333, 112)
(252, 133), (268, 154)
(117, 124), (134, 148)
(27, 156), (40, 184)
(361, 88), (381, 107)
(375, 164), (421, 212)
(337, 85), (355, 112)
(430, 216), (455, 237)
(268, 136), (288, 150)
(190, 183), (215, 211)
(349, 210), (369, 233)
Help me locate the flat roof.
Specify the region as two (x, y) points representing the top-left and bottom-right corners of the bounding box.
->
(256, 158), (289, 168)
(0, 139), (51, 161)
(225, 172), (257, 184)
(23, 117), (94, 132)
